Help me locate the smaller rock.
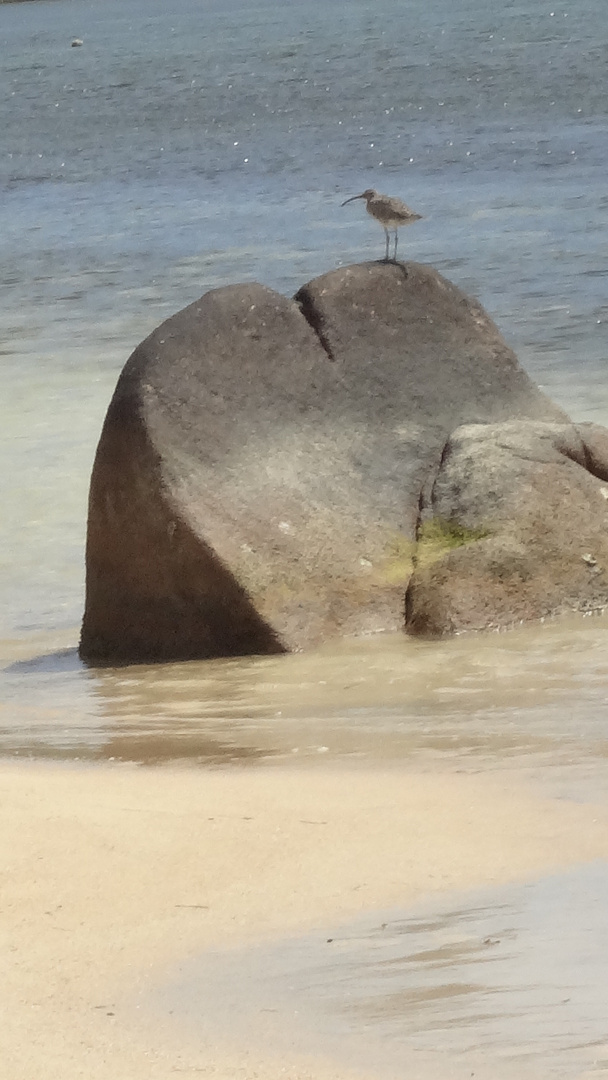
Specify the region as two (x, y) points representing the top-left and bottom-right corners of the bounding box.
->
(576, 422), (608, 482)
(406, 420), (608, 635)
(71, 39), (83, 47)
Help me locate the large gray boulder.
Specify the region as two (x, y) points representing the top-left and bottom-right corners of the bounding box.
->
(80, 261), (571, 663)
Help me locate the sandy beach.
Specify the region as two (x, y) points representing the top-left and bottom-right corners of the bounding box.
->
(3, 757), (608, 1079)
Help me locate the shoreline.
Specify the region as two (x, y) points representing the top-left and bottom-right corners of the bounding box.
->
(3, 757), (608, 1078)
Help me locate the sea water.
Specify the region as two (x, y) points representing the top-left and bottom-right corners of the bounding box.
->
(1, 0), (608, 756)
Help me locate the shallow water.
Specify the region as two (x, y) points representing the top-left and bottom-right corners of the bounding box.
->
(2, 617), (608, 787)
(148, 861), (608, 1079)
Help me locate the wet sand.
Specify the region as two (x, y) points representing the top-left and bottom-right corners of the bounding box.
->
(3, 758), (608, 1079)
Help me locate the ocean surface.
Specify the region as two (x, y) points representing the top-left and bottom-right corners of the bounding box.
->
(1, 0), (607, 746)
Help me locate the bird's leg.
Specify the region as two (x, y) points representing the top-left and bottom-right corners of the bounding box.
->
(384, 228), (390, 261)
(393, 229), (398, 262)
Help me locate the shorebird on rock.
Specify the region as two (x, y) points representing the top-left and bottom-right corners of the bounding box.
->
(341, 188), (422, 262)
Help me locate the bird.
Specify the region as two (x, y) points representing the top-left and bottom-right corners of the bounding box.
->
(341, 188), (422, 262)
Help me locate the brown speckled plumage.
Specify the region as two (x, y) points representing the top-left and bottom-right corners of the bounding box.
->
(341, 188), (422, 261)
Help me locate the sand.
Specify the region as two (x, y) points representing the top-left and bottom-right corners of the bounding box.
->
(3, 758), (608, 1080)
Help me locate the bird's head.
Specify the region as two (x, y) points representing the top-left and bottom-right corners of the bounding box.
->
(341, 188), (378, 206)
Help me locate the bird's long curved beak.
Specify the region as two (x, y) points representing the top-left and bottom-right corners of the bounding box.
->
(341, 194), (365, 206)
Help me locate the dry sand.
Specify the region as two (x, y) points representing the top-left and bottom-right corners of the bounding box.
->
(3, 758), (608, 1080)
